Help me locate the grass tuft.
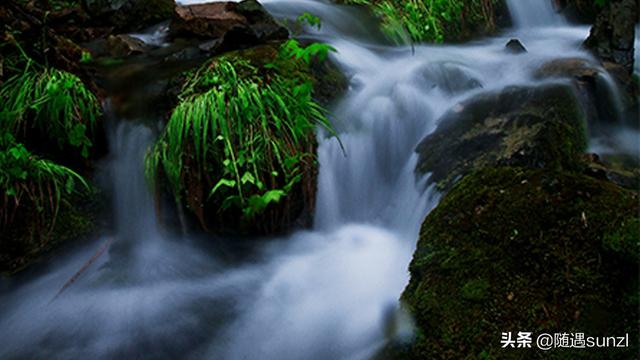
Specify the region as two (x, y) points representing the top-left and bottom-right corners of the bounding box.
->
(147, 41), (336, 222)
(0, 59), (100, 158)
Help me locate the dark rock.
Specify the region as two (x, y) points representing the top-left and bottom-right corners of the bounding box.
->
(402, 166), (639, 359)
(535, 57), (638, 129)
(558, 0), (601, 23)
(106, 34), (149, 57)
(504, 38), (527, 54)
(415, 84), (587, 192)
(171, 2), (247, 39)
(170, 0), (288, 49)
(584, 0), (637, 75)
(84, 0), (174, 31)
(581, 153), (640, 190)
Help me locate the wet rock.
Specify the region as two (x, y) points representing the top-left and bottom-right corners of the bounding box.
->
(170, 0), (288, 48)
(106, 34), (149, 57)
(402, 166), (639, 359)
(535, 57), (638, 128)
(415, 84), (587, 192)
(504, 38), (527, 54)
(84, 0), (174, 31)
(581, 153), (640, 190)
(583, 0), (637, 75)
(421, 62), (483, 96)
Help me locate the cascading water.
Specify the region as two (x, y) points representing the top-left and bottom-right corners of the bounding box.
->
(0, 0), (634, 359)
(506, 0), (564, 28)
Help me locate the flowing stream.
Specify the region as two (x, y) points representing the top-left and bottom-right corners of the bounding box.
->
(0, 1), (632, 359)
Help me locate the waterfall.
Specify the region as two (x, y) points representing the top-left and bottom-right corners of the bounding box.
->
(506, 0), (564, 28)
(0, 1), (609, 359)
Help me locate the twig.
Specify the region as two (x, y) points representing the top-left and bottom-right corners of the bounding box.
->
(50, 236), (113, 303)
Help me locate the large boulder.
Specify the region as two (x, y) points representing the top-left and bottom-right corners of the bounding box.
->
(415, 84), (587, 192)
(583, 0), (637, 75)
(401, 167), (639, 359)
(170, 0), (289, 48)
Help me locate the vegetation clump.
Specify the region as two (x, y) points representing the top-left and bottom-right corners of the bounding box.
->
(146, 40), (338, 235)
(340, 0), (507, 43)
(0, 51), (101, 272)
(1, 59), (100, 158)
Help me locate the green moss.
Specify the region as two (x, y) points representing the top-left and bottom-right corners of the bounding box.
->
(461, 279), (490, 301)
(402, 167), (639, 359)
(340, 0), (506, 43)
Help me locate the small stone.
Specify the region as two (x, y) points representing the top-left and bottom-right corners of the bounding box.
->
(505, 38), (527, 54)
(106, 34), (149, 57)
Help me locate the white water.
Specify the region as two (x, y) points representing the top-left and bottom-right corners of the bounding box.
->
(1, 1), (633, 359)
(506, 0), (564, 28)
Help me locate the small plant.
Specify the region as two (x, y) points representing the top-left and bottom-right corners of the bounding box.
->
(297, 12), (323, 30)
(80, 51), (93, 64)
(0, 133), (90, 232)
(277, 39), (336, 65)
(0, 60), (100, 157)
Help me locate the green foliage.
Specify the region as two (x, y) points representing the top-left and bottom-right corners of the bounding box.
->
(0, 60), (100, 157)
(0, 133), (89, 232)
(147, 42), (335, 221)
(297, 12), (323, 30)
(343, 0), (500, 43)
(276, 39), (337, 66)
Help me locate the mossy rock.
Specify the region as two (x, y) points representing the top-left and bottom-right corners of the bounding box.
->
(401, 167), (639, 359)
(416, 84), (587, 193)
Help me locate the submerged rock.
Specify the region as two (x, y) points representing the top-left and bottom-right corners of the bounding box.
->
(106, 34), (150, 57)
(402, 167), (639, 359)
(504, 38), (527, 54)
(415, 84), (587, 192)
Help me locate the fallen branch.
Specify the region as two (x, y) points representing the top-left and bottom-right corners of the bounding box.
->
(50, 236), (113, 303)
